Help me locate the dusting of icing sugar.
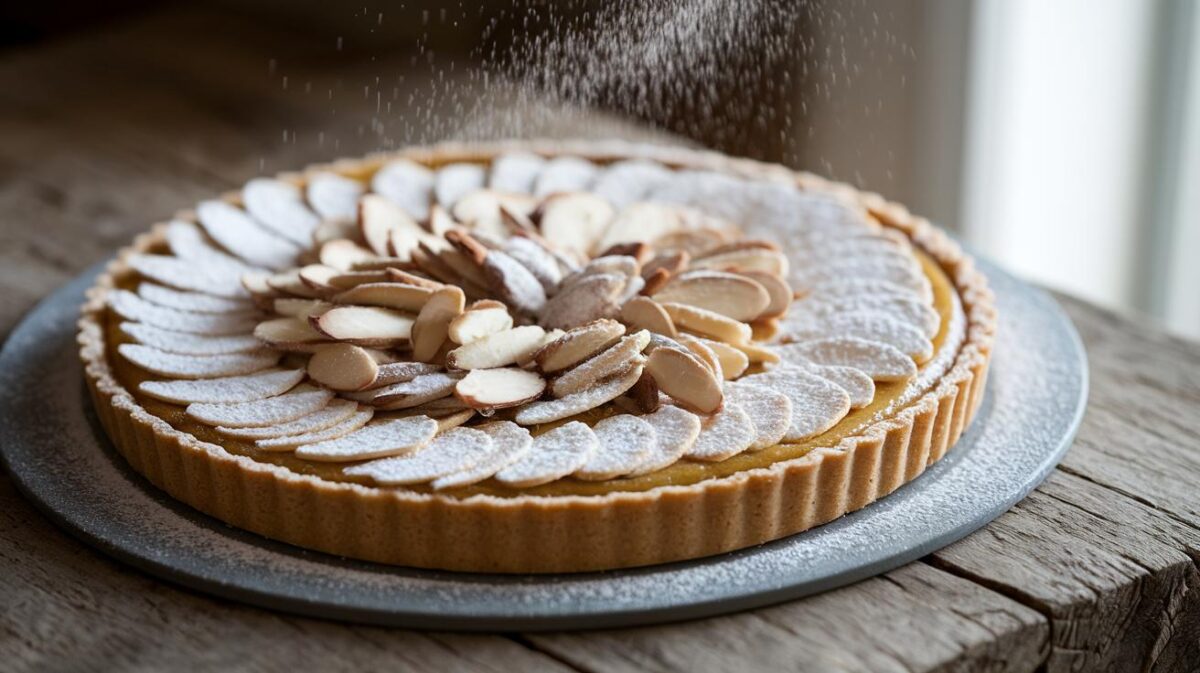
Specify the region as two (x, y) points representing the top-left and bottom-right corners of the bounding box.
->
(495, 421), (599, 487)
(725, 382), (792, 450)
(137, 369), (305, 404)
(294, 416), (439, 462)
(305, 171), (363, 221)
(163, 220), (261, 274)
(779, 337), (916, 382)
(138, 283), (256, 314)
(575, 414), (656, 481)
(533, 156), (599, 197)
(120, 322), (262, 356)
(433, 421), (533, 490)
(782, 311), (934, 362)
(488, 153), (546, 194)
(256, 409), (375, 452)
(126, 254), (249, 299)
(110, 290), (258, 336)
(685, 403), (755, 462)
(768, 359), (875, 410)
(513, 363), (643, 425)
(186, 388), (334, 428)
(217, 399), (359, 440)
(434, 163), (486, 207)
(118, 344), (279, 379)
(344, 426), (493, 485)
(195, 200), (301, 270)
(740, 367), (851, 442)
(241, 178), (320, 247)
(628, 405), (702, 476)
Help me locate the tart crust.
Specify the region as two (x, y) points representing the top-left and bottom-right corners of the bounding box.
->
(78, 140), (995, 573)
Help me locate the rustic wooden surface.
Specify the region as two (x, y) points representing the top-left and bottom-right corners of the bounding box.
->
(2, 8), (1198, 673)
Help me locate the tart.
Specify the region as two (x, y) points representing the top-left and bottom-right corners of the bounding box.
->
(78, 140), (995, 573)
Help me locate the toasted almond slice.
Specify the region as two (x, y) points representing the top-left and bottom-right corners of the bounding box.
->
(652, 271), (770, 322)
(265, 268), (324, 299)
(452, 190), (534, 239)
(495, 421), (599, 487)
(306, 343), (379, 391)
(731, 340), (781, 365)
(311, 219), (361, 248)
(295, 416), (439, 462)
(645, 346), (723, 414)
(725, 383), (792, 450)
(332, 282), (433, 312)
(446, 325), (546, 370)
(137, 283), (255, 314)
(109, 290), (257, 336)
(345, 426), (492, 484)
(447, 304), (513, 344)
(432, 421), (533, 489)
(628, 405), (701, 475)
(240, 272), (280, 308)
(695, 338), (749, 379)
(780, 337), (916, 382)
(564, 255), (640, 288)
(366, 372), (461, 410)
(574, 414), (656, 481)
(550, 330), (650, 398)
(138, 368), (304, 404)
(437, 248), (489, 288)
(651, 228), (728, 257)
(325, 271), (392, 291)
(513, 362), (643, 426)
(483, 251), (547, 315)
(120, 322), (261, 355)
(272, 298), (331, 318)
(595, 202), (683, 253)
(538, 273), (624, 330)
(372, 158), (434, 220)
(311, 306), (414, 345)
(741, 366), (852, 441)
(426, 204), (458, 236)
(349, 256), (415, 272)
(539, 192), (614, 258)
(660, 302), (752, 345)
(187, 387), (333, 428)
(444, 229), (489, 264)
(409, 286), (466, 362)
(196, 200), (300, 270)
(218, 399), (359, 439)
(360, 194), (425, 257)
(454, 368), (546, 410)
(319, 239), (378, 271)
(598, 241), (651, 264)
(119, 344), (279, 379)
(503, 236), (564, 293)
(535, 318), (625, 373)
(372, 361), (444, 387)
(256, 407), (375, 451)
(619, 296), (677, 338)
(685, 403), (756, 462)
(242, 177), (319, 247)
(254, 317), (330, 351)
(736, 270), (792, 319)
(297, 264), (340, 294)
(306, 171), (363, 220)
(690, 247), (788, 276)
(676, 333), (723, 381)
(384, 268), (444, 289)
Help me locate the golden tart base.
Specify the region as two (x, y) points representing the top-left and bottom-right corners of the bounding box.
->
(79, 140), (996, 573)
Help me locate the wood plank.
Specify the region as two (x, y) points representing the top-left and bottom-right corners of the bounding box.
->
(929, 470), (1200, 672)
(527, 562), (1048, 673)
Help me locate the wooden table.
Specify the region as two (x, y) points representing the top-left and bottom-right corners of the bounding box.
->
(2, 8), (1198, 672)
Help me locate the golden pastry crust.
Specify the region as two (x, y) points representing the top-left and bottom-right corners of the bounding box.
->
(78, 140), (995, 573)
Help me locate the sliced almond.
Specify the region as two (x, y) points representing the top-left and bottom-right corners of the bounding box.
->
(439, 248), (491, 289)
(311, 306), (414, 345)
(499, 203), (537, 234)
(694, 239), (781, 258)
(685, 403), (757, 462)
(538, 273), (624, 330)
(326, 270), (392, 290)
(265, 269), (323, 299)
(575, 414), (656, 481)
(411, 286), (466, 362)
(196, 200), (300, 270)
(410, 245), (461, 285)
(595, 202), (683, 253)
(431, 421), (533, 490)
(652, 271), (770, 322)
(534, 318), (626, 373)
(513, 362), (644, 426)
(218, 399), (359, 439)
(503, 236), (564, 293)
(619, 296), (677, 338)
(738, 270), (792, 319)
(384, 268), (444, 290)
(344, 426), (492, 484)
(444, 229), (489, 265)
(640, 268), (671, 296)
(137, 283), (255, 314)
(272, 298), (331, 318)
(730, 340), (780, 364)
(254, 317), (330, 351)
(121, 322), (262, 356)
(373, 361), (444, 387)
(241, 272), (280, 309)
(539, 192), (614, 258)
(651, 228), (728, 257)
(319, 239), (378, 271)
(741, 367), (851, 441)
(483, 250), (547, 315)
(726, 383), (792, 450)
(452, 189), (535, 239)
(455, 368), (546, 410)
(311, 219), (361, 248)
(306, 172), (363, 221)
(660, 302), (752, 345)
(495, 421), (599, 487)
(138, 368), (305, 404)
(447, 304), (514, 345)
(349, 256), (415, 272)
(697, 337), (750, 379)
(776, 337), (917, 382)
(332, 282), (433, 312)
(295, 416), (439, 462)
(255, 407), (375, 451)
(445, 325), (547, 370)
(597, 241), (651, 264)
(645, 346), (723, 414)
(298, 264), (340, 294)
(628, 405), (702, 475)
(426, 204), (458, 236)
(372, 158), (435, 220)
(549, 330), (650, 398)
(690, 247), (788, 276)
(625, 369), (661, 413)
(676, 333), (723, 381)
(641, 250), (689, 282)
(187, 387), (333, 428)
(360, 194), (429, 258)
(365, 372), (461, 410)
(307, 343), (380, 391)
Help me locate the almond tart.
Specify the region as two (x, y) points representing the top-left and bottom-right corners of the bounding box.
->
(78, 140), (995, 573)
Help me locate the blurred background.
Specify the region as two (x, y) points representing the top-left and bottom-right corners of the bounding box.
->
(2, 0), (1198, 337)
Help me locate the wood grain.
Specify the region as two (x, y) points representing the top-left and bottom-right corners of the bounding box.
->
(1, 6), (1198, 673)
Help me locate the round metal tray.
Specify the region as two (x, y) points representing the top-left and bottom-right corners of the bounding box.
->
(0, 256), (1086, 630)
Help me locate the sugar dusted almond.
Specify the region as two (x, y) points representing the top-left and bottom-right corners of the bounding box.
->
(549, 330), (650, 398)
(453, 189), (535, 239)
(373, 361), (444, 387)
(241, 272), (280, 308)
(344, 425), (491, 484)
(539, 192), (614, 257)
(645, 346), (723, 414)
(694, 239), (780, 258)
(444, 229), (489, 265)
(620, 296), (677, 338)
(307, 343), (380, 391)
(676, 333), (723, 380)
(121, 322), (262, 356)
(595, 201), (683, 253)
(513, 362), (643, 426)
(139, 368), (306, 404)
(426, 204), (458, 236)
(575, 414), (656, 481)
(503, 236), (564, 293)
(455, 368), (546, 410)
(271, 298), (330, 318)
(295, 416), (439, 462)
(326, 270), (391, 290)
(778, 337), (917, 382)
(411, 286), (466, 362)
(298, 264), (340, 293)
(431, 421), (533, 490)
(660, 302), (752, 344)
(349, 256), (414, 272)
(448, 304), (513, 344)
(642, 250), (689, 281)
(628, 405), (701, 475)
(119, 344), (280, 379)
(311, 219), (361, 248)
(384, 268), (444, 289)
(187, 387), (334, 428)
(697, 337), (750, 379)
(364, 372), (461, 409)
(439, 248), (490, 289)
(266, 268), (323, 299)
(306, 172), (363, 221)
(535, 318), (626, 373)
(538, 273), (623, 330)
(311, 306), (414, 345)
(483, 250), (547, 315)
(255, 407), (375, 451)
(319, 239), (378, 271)
(372, 158), (435, 220)
(652, 271), (770, 322)
(410, 244), (461, 285)
(254, 316), (330, 350)
(360, 193), (419, 256)
(690, 247), (788, 276)
(564, 255), (640, 288)
(332, 282), (433, 312)
(736, 270), (792, 319)
(685, 403), (756, 462)
(445, 325), (546, 370)
(220, 399), (359, 440)
(495, 421), (599, 487)
(499, 203), (537, 234)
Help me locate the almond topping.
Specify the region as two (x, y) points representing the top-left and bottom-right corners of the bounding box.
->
(447, 304), (513, 345)
(360, 193), (423, 257)
(410, 286), (466, 362)
(535, 318), (626, 373)
(306, 343), (380, 391)
(455, 368), (547, 410)
(595, 202), (683, 253)
(738, 270), (793, 319)
(326, 270), (392, 290)
(310, 306), (414, 345)
(619, 296), (677, 338)
(332, 282), (433, 312)
(660, 302), (752, 344)
(513, 362), (644, 426)
(295, 416), (439, 462)
(318, 239), (378, 271)
(676, 333), (723, 381)
(539, 192), (614, 258)
(254, 317), (330, 351)
(549, 330), (650, 398)
(696, 337), (750, 379)
(690, 247), (788, 276)
(645, 346), (723, 414)
(494, 421), (599, 487)
(483, 250), (547, 315)
(445, 325), (547, 370)
(653, 271), (770, 322)
(685, 403), (756, 462)
(538, 273), (624, 330)
(575, 414), (656, 481)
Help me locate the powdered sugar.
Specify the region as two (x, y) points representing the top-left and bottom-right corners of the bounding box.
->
(345, 426), (493, 485)
(514, 363), (643, 425)
(126, 254), (248, 299)
(495, 421), (599, 487)
(294, 416), (439, 462)
(686, 403), (756, 461)
(725, 383), (792, 450)
(242, 178), (320, 248)
(768, 359), (875, 409)
(256, 408), (374, 451)
(783, 311), (934, 362)
(137, 369), (305, 404)
(110, 290), (258, 335)
(217, 399), (360, 440)
(138, 283), (256, 314)
(575, 414), (656, 480)
(118, 344), (279, 379)
(186, 388), (334, 428)
(740, 367), (851, 442)
(196, 200), (301, 270)
(432, 421), (533, 490)
(306, 172), (363, 221)
(629, 405), (702, 475)
(778, 337), (917, 382)
(120, 322), (261, 355)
